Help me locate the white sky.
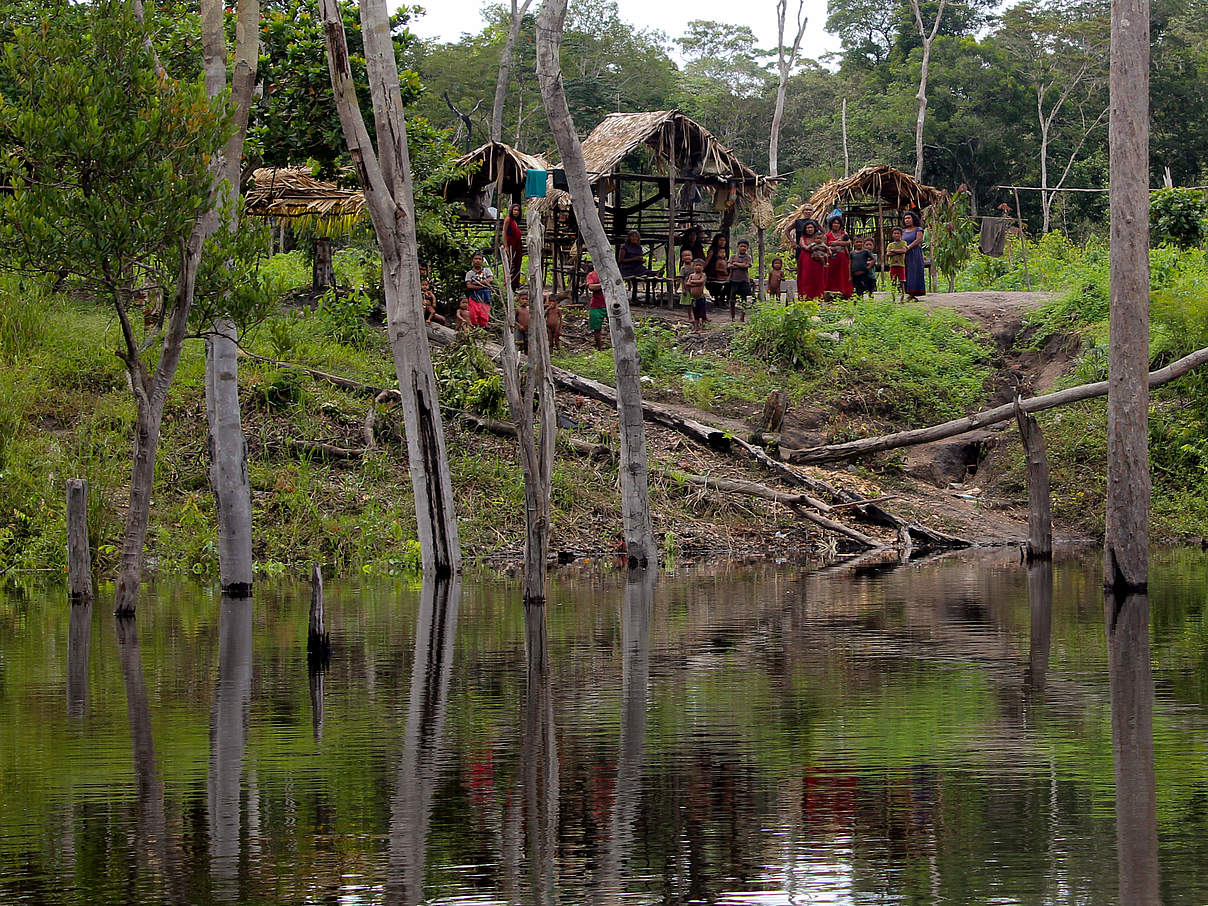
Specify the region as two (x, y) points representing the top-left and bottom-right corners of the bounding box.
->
(404, 0), (843, 63)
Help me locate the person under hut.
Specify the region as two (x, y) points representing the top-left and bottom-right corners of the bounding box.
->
(617, 230), (661, 302)
(796, 221), (828, 301)
(901, 211), (927, 299)
(679, 226), (706, 262)
(824, 214), (853, 299)
(503, 203), (523, 292)
(704, 233), (730, 305)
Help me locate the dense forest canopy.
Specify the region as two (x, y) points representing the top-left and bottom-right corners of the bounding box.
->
(405, 0), (1208, 231)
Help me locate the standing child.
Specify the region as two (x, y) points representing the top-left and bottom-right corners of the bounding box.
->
(455, 298), (472, 331)
(464, 251), (494, 325)
(886, 227), (908, 301)
(726, 239), (754, 321)
(686, 259), (708, 333)
(850, 237), (877, 298)
(585, 268), (607, 350)
(677, 248), (695, 308)
(767, 257), (784, 301)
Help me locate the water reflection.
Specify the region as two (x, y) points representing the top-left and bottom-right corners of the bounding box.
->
(208, 595), (254, 900)
(521, 599), (560, 906)
(114, 615), (185, 904)
(1107, 591), (1161, 905)
(595, 568), (654, 903)
(1026, 560), (1053, 694)
(66, 600), (92, 717)
(386, 577), (461, 906)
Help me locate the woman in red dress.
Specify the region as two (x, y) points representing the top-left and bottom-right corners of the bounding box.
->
(824, 215), (854, 299)
(796, 221), (828, 301)
(503, 202), (523, 291)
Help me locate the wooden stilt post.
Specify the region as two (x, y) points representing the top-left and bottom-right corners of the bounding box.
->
(1013, 187), (1032, 291)
(668, 155), (677, 308)
(66, 479), (92, 604)
(308, 564), (330, 666)
(758, 228), (766, 301)
(1014, 397), (1053, 561)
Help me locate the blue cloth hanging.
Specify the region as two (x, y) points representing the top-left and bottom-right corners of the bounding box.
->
(525, 168), (548, 198)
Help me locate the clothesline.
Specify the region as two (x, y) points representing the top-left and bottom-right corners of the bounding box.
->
(995, 184), (1208, 193)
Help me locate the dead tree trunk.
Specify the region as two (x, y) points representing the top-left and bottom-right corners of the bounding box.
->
(66, 479), (92, 604)
(321, 0), (461, 575)
(908, 0), (948, 182)
(497, 208), (556, 604)
(535, 0), (657, 567)
(1014, 399), (1052, 561)
(491, 0), (534, 143)
(769, 0), (807, 177)
(1105, 0), (1151, 592)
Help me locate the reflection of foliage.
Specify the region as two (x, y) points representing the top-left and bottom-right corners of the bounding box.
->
(927, 189), (976, 292)
(1150, 187), (1208, 249)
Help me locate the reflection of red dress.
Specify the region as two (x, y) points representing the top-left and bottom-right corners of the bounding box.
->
(825, 232), (853, 298)
(797, 248), (827, 300)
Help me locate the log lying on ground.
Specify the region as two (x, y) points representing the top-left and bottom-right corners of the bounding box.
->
(787, 345), (1208, 465)
(666, 470), (885, 550)
(459, 414), (612, 459)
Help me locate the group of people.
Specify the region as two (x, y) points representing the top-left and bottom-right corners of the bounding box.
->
(787, 204), (927, 301)
(675, 230), (756, 332)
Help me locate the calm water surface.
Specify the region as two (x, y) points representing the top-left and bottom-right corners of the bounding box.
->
(1, 547), (1206, 904)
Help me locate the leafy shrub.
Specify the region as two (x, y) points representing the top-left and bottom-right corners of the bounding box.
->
(257, 368), (305, 411)
(1150, 187), (1208, 248)
(315, 287), (376, 348)
(733, 300), (823, 367)
(435, 335), (507, 419)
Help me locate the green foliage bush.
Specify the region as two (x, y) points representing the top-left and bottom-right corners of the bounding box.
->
(1150, 187), (1208, 248)
(434, 335), (507, 419)
(733, 300), (823, 367)
(315, 287), (376, 348)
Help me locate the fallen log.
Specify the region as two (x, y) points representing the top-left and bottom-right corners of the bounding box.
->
(666, 470), (885, 550)
(285, 439), (368, 461)
(459, 414), (612, 459)
(787, 345), (1208, 465)
(244, 351), (391, 398)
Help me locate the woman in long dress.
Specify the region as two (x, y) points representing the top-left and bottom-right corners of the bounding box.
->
(796, 221), (828, 301)
(902, 211), (926, 298)
(503, 203), (524, 291)
(824, 215), (854, 299)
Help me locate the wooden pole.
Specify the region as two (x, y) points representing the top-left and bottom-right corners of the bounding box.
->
(757, 227), (766, 301)
(841, 97), (849, 178)
(667, 152), (677, 307)
(1013, 187), (1032, 291)
(308, 564), (329, 665)
(1014, 397), (1052, 561)
(1105, 0), (1151, 592)
(66, 479), (92, 604)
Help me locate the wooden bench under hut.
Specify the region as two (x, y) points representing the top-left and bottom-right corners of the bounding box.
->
(776, 165), (942, 289)
(245, 167), (367, 291)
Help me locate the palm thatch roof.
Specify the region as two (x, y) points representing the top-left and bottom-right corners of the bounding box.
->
(244, 167), (367, 236)
(443, 140), (550, 203)
(775, 165), (942, 238)
(580, 110), (762, 190)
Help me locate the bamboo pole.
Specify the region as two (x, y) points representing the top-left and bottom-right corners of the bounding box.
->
(667, 151), (677, 305)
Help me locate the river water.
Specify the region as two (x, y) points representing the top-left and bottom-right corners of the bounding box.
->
(1, 546), (1205, 905)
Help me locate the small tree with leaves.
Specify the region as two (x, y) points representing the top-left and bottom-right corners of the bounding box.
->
(926, 188), (976, 292)
(0, 0), (229, 612)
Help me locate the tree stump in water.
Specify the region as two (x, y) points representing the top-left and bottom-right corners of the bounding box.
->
(307, 564), (330, 667)
(1014, 398), (1053, 561)
(66, 479), (92, 604)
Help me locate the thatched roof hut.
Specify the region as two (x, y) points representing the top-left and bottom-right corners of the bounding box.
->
(443, 140), (549, 207)
(244, 167), (366, 236)
(776, 165), (941, 242)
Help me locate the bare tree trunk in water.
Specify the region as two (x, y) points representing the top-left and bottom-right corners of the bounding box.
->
(1107, 591), (1161, 904)
(201, 0), (258, 596)
(1105, 0), (1150, 591)
(535, 0), (656, 567)
(491, 0), (534, 143)
(908, 0), (948, 182)
(497, 210), (556, 604)
(321, 0), (461, 574)
(769, 0), (807, 177)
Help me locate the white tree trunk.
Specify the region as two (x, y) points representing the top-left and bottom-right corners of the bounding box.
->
(769, 0), (807, 178)
(321, 0), (462, 575)
(535, 0), (657, 567)
(1105, 0), (1150, 592)
(201, 0), (258, 595)
(491, 0), (533, 143)
(909, 0), (947, 183)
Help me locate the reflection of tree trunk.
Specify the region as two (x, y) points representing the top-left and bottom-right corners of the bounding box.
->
(387, 577), (462, 906)
(594, 568), (654, 904)
(208, 596), (254, 901)
(309, 667), (325, 744)
(67, 600), (93, 717)
(114, 617), (185, 905)
(1107, 591), (1160, 904)
(521, 603), (560, 906)
(1025, 561), (1053, 695)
